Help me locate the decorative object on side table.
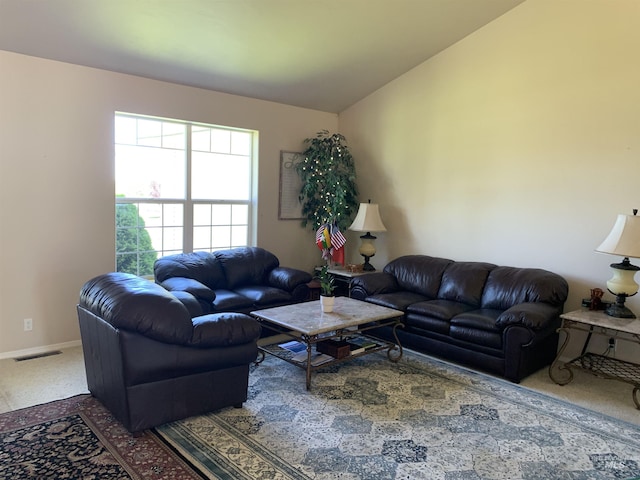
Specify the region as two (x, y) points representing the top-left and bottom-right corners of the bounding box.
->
(316, 264), (336, 312)
(595, 209), (640, 318)
(348, 199), (387, 271)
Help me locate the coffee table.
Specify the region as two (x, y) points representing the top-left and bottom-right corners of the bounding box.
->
(251, 297), (404, 389)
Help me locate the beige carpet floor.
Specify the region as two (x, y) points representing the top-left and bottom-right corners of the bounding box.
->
(0, 346), (637, 426)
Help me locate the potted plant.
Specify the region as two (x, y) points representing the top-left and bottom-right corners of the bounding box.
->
(317, 265), (336, 312)
(296, 130), (359, 231)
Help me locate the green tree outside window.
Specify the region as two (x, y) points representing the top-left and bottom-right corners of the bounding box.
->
(116, 203), (157, 276)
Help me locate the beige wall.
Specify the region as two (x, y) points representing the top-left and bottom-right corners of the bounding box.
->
(0, 51), (336, 356)
(339, 1), (640, 359)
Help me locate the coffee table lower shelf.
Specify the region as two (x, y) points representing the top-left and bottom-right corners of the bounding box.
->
(256, 331), (402, 390)
(555, 353), (640, 409)
(251, 297), (405, 390)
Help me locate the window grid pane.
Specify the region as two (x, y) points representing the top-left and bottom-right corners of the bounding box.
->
(115, 113), (254, 274)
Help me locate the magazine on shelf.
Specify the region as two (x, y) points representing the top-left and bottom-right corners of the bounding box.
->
(279, 340), (306, 354)
(348, 337), (380, 355)
(291, 351), (333, 366)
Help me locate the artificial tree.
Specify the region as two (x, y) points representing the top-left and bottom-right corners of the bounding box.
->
(296, 130), (358, 231)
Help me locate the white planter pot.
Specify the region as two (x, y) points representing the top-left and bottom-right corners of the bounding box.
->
(320, 295), (335, 313)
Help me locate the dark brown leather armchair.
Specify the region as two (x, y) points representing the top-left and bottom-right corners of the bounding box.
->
(77, 272), (261, 433)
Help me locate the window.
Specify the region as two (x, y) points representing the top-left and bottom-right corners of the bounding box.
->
(115, 113), (255, 276)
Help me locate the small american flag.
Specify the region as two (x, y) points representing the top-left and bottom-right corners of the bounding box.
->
(330, 223), (346, 250)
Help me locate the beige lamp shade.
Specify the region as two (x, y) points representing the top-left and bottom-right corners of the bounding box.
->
(349, 203), (387, 232)
(595, 213), (640, 258)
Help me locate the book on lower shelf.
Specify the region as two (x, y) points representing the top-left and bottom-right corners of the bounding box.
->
(291, 351), (333, 366)
(348, 337), (381, 355)
(279, 340), (306, 354)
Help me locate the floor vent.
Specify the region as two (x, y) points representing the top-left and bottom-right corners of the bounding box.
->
(14, 350), (62, 362)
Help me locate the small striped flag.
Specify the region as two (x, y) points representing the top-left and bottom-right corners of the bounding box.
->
(330, 223), (346, 250)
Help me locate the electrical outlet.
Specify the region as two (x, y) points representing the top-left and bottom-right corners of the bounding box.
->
(608, 337), (616, 357)
(24, 318), (33, 331)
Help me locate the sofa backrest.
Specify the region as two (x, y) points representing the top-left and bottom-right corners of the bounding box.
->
(215, 247), (279, 289)
(79, 272), (193, 344)
(438, 261), (496, 307)
(481, 266), (569, 310)
(384, 255), (453, 298)
(154, 251), (227, 289)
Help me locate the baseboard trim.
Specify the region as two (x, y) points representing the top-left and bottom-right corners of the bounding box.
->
(0, 340), (82, 360)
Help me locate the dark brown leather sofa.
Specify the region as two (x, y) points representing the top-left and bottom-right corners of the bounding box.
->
(154, 247), (313, 316)
(77, 272), (261, 433)
(350, 255), (569, 382)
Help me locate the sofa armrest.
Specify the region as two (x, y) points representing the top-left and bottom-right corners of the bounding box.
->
(496, 302), (561, 331)
(350, 272), (399, 299)
(79, 272), (194, 345)
(190, 313), (262, 347)
(268, 267), (312, 291)
(159, 277), (216, 302)
(169, 291), (205, 317)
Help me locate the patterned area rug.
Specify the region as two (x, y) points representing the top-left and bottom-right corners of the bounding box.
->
(157, 351), (640, 480)
(0, 394), (205, 479)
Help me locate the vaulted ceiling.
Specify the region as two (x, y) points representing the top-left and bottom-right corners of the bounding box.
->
(0, 0), (525, 113)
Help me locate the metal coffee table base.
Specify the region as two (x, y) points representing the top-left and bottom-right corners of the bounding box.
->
(251, 298), (405, 390)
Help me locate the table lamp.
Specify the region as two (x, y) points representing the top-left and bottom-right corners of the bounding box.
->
(348, 200), (386, 271)
(595, 209), (640, 318)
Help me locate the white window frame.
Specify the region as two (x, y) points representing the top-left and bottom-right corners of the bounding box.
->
(115, 112), (257, 276)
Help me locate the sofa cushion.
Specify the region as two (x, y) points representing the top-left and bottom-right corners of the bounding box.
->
(212, 289), (254, 311)
(154, 251), (227, 289)
(481, 266), (569, 310)
(383, 255), (453, 298)
(365, 291), (429, 311)
(405, 313), (450, 336)
(407, 299), (476, 321)
(449, 325), (503, 350)
(437, 262), (495, 307)
(234, 285), (292, 306)
(268, 267), (312, 291)
(450, 309), (502, 332)
(190, 313), (262, 347)
(216, 247), (279, 290)
(160, 277), (216, 301)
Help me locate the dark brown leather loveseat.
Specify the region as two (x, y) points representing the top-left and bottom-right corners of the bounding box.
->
(77, 272), (261, 433)
(350, 255), (569, 382)
(154, 247), (312, 316)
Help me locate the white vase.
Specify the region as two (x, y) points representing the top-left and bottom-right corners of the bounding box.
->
(320, 295), (335, 313)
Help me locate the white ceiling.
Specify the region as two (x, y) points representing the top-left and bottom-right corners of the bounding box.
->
(0, 0), (525, 113)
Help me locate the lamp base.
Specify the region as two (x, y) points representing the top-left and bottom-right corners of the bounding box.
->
(605, 293), (636, 319)
(361, 254), (376, 271)
(359, 232), (377, 271)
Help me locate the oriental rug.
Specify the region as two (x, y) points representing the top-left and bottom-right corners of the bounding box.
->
(157, 351), (640, 480)
(0, 394), (205, 479)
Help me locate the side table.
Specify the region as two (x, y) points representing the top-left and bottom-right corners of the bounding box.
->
(306, 280), (321, 301)
(548, 309), (640, 409)
(315, 266), (371, 297)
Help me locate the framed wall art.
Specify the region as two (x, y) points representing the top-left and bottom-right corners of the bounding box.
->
(278, 151), (304, 220)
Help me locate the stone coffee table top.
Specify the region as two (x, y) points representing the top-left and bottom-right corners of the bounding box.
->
(251, 297), (403, 336)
